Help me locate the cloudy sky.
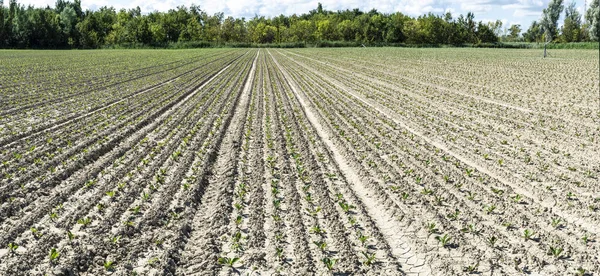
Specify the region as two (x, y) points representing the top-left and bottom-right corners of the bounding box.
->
(7, 0), (590, 30)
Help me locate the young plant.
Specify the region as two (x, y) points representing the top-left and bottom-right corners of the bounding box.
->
(436, 234), (452, 248)
(104, 260), (115, 271)
(7, 242), (18, 253)
(322, 257), (337, 271)
(49, 248), (60, 264)
(339, 201), (355, 213)
(551, 218), (562, 229)
(484, 204), (496, 214)
(513, 194), (523, 203)
(463, 262), (479, 274)
(313, 241), (327, 251)
(217, 256), (240, 268)
(358, 232), (369, 246)
(77, 217), (92, 226)
(523, 229), (535, 241)
(487, 236), (498, 248)
(362, 251), (376, 266)
(30, 227), (43, 239)
(426, 223), (438, 235)
(548, 246), (563, 258)
(310, 225), (326, 235)
(67, 231), (76, 241)
(275, 247), (284, 261)
(461, 223), (481, 235)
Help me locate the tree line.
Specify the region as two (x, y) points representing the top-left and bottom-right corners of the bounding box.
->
(522, 0), (600, 43)
(0, 0), (598, 49)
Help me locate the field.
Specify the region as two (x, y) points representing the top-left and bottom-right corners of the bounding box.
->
(0, 48), (598, 275)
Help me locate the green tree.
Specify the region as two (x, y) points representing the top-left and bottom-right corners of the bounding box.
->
(476, 21), (497, 43)
(384, 12), (408, 43)
(507, 24), (522, 41)
(587, 0), (600, 41)
(561, 1), (581, 42)
(541, 0), (564, 41)
(523, 20), (543, 42)
(0, 0), (5, 46)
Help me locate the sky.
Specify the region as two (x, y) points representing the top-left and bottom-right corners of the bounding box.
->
(5, 0), (591, 31)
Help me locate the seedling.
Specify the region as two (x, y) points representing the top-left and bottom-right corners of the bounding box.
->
(484, 205), (496, 214)
(217, 256), (240, 268)
(362, 251), (376, 266)
(582, 234), (589, 245)
(313, 241), (327, 251)
(461, 224), (481, 235)
(465, 168), (474, 177)
(104, 260), (115, 271)
(111, 235), (121, 244)
(7, 242), (18, 253)
(463, 262), (479, 274)
(30, 227), (43, 239)
(67, 231), (76, 241)
(339, 201), (355, 213)
(426, 223), (438, 235)
(421, 188), (433, 195)
(273, 199), (281, 209)
(77, 217), (92, 226)
(358, 232), (369, 246)
(436, 234), (452, 248)
(513, 194), (523, 203)
(551, 218), (562, 228)
(491, 187), (504, 196)
(131, 205), (141, 214)
(401, 192), (409, 200)
(322, 257), (337, 271)
(307, 206), (321, 217)
(447, 209), (460, 220)
(49, 248), (60, 264)
(487, 236), (498, 248)
(548, 246), (563, 258)
(523, 229), (535, 241)
(275, 247), (284, 260)
(466, 191), (476, 201)
(310, 226), (326, 235)
(49, 212), (59, 221)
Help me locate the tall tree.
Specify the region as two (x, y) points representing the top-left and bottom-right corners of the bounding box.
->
(523, 20), (543, 42)
(587, 0), (600, 41)
(508, 24), (522, 41)
(541, 0), (564, 41)
(0, 0), (5, 46)
(562, 1), (582, 42)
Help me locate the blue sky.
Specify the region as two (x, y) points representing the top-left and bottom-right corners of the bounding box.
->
(8, 0), (590, 31)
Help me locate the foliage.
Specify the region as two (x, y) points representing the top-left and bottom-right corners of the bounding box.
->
(587, 0), (600, 41)
(541, 0), (565, 41)
(0, 1), (505, 49)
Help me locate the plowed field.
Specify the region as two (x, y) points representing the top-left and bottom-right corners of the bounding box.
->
(0, 48), (599, 275)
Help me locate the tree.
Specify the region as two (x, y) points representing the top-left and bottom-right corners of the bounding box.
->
(0, 0), (503, 48)
(487, 19), (503, 38)
(540, 0), (564, 41)
(561, 1), (582, 42)
(508, 24), (522, 41)
(0, 0), (5, 46)
(476, 21), (497, 43)
(587, 0), (600, 41)
(385, 12), (408, 43)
